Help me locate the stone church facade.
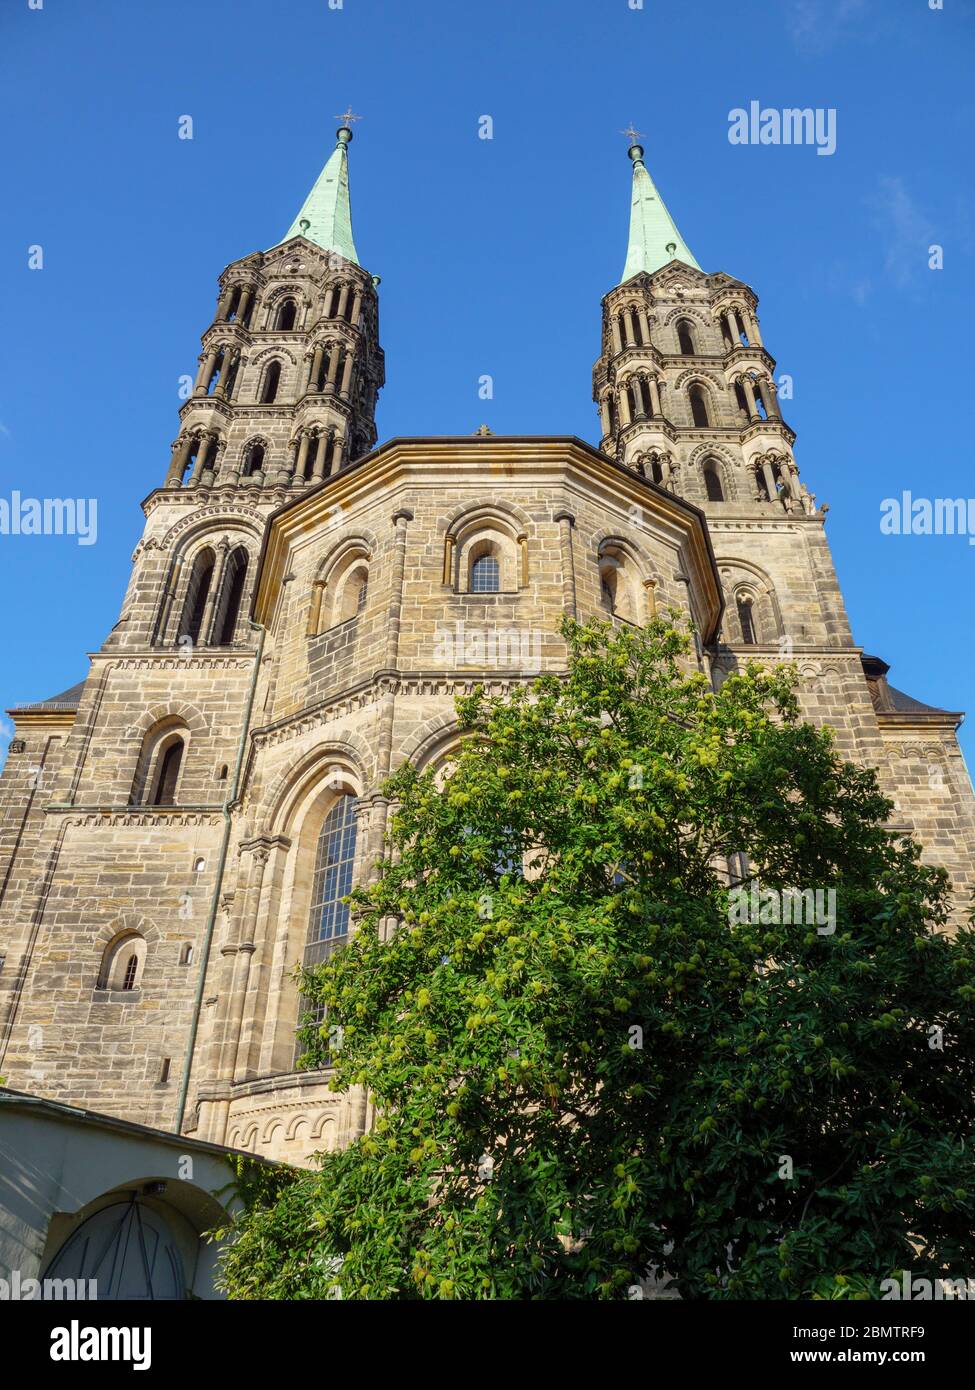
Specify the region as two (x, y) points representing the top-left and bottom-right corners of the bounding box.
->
(1, 128), (972, 1168)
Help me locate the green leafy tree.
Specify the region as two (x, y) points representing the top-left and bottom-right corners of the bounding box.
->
(217, 618), (975, 1300)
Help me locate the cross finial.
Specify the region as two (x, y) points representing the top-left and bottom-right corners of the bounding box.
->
(335, 107), (362, 128)
(621, 124), (644, 145)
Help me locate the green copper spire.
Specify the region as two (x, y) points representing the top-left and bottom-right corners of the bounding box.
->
(620, 139), (699, 283)
(279, 122), (360, 264)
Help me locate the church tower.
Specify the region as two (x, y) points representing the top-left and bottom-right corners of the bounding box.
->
(0, 125), (387, 1141)
(592, 136), (975, 907)
(166, 121), (383, 499)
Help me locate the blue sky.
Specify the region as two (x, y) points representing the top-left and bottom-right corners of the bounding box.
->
(1, 0), (973, 768)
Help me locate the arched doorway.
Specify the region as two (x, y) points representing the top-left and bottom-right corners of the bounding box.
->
(44, 1197), (186, 1299)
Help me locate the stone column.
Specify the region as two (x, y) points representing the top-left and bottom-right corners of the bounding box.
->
(216, 286), (233, 322)
(167, 436), (192, 487)
(648, 376), (662, 418)
(289, 433), (308, 483)
(214, 350), (235, 398)
(199, 539), (230, 645)
(306, 579), (326, 637)
(336, 285), (350, 321)
(236, 286), (253, 326)
(234, 838), (291, 1083)
(517, 534), (529, 588)
(740, 376), (760, 420)
(623, 310), (636, 347)
(350, 289), (363, 326)
(618, 386), (632, 428)
(384, 510), (413, 673)
(308, 345), (324, 393)
(726, 308), (741, 346)
(443, 534), (456, 586)
(761, 459), (779, 501)
(643, 578), (658, 620)
(330, 434), (345, 474)
(339, 352), (355, 397)
(195, 348), (218, 396)
(746, 308), (763, 348)
(326, 343), (341, 387)
(611, 315), (623, 355)
(554, 510), (577, 618)
(215, 845), (270, 1082)
(599, 393), (612, 438)
(155, 555), (183, 644)
(188, 434), (210, 486)
(758, 376), (780, 419)
(638, 306), (652, 346)
(311, 432), (329, 482)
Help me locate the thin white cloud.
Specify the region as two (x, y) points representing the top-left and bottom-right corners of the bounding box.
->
(868, 176), (936, 290)
(788, 0), (869, 55)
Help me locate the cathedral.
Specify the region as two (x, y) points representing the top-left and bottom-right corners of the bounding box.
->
(2, 124), (973, 1171)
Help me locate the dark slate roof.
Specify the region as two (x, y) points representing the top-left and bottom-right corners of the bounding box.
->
(861, 655), (960, 720)
(885, 684), (949, 716)
(10, 679), (86, 713)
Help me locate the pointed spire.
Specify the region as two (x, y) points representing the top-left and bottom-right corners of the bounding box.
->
(278, 120), (360, 264)
(619, 136), (699, 284)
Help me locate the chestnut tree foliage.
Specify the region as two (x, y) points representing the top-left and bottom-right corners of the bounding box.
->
(218, 619), (975, 1300)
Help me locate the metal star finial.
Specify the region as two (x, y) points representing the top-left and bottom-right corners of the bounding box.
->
(621, 124), (644, 145)
(335, 108), (362, 128)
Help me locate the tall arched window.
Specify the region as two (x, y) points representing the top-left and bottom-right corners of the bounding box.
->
(222, 353), (239, 400)
(276, 299), (297, 331)
(337, 564), (369, 622)
(676, 319), (696, 355)
(737, 596), (757, 645)
(211, 546), (248, 646)
(470, 553), (500, 593)
(703, 462), (725, 502)
(241, 442), (265, 479)
(303, 795), (359, 971)
(151, 737), (184, 806)
(598, 546), (639, 623)
(689, 384), (711, 428)
(96, 932), (147, 992)
(178, 548), (215, 645)
(260, 361), (282, 404)
(205, 354), (223, 397)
